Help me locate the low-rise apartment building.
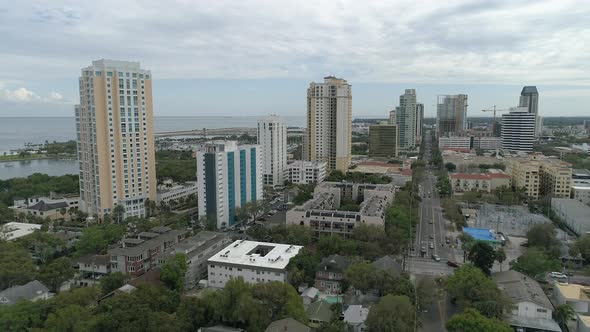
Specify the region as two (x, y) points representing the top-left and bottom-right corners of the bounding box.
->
(540, 160), (572, 198)
(284, 161), (327, 185)
(551, 198), (590, 235)
(207, 240), (302, 288)
(493, 270), (561, 332)
(438, 136), (471, 151)
(157, 231), (230, 290)
(11, 195), (80, 221)
(156, 181), (197, 206)
(555, 282), (590, 314)
(108, 226), (188, 277)
(449, 169), (511, 194)
(507, 155), (573, 200)
(286, 182), (395, 237)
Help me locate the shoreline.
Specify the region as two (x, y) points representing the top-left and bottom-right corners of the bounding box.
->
(0, 155), (76, 162)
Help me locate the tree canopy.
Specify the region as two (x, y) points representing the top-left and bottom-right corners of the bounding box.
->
(366, 295), (415, 332)
(446, 308), (512, 332)
(467, 242), (497, 275)
(446, 265), (507, 319)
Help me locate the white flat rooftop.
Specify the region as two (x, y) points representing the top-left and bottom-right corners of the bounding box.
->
(207, 240), (302, 270)
(1, 222), (42, 241)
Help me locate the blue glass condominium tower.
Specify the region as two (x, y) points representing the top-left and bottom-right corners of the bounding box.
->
(196, 141), (263, 229)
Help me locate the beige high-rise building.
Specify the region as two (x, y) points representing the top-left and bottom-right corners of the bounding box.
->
(304, 76), (352, 172)
(506, 155), (572, 200)
(75, 60), (156, 219)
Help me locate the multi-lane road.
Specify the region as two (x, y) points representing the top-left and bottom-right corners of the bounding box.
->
(407, 134), (455, 277)
(407, 133), (460, 331)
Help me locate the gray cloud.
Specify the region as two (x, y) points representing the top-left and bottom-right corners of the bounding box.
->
(0, 0), (588, 86)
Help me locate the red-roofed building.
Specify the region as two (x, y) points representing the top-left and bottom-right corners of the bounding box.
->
(449, 169), (511, 194)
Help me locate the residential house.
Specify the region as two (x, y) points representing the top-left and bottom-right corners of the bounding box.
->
(306, 300), (333, 328)
(265, 318), (311, 332)
(76, 254), (110, 287)
(372, 255), (403, 276)
(0, 280), (52, 305)
(343, 304), (370, 332)
(315, 254), (351, 294)
(492, 270), (561, 332)
(300, 286), (319, 307)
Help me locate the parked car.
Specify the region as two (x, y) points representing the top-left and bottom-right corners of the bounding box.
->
(429, 242), (434, 249)
(429, 234), (434, 239)
(447, 260), (459, 268)
(420, 246), (426, 253)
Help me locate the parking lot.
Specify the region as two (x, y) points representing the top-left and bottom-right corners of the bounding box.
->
(471, 203), (555, 237)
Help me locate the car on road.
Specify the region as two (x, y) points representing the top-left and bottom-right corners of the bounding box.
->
(447, 260), (459, 268)
(431, 254), (441, 262)
(429, 242), (434, 249)
(550, 272), (567, 279)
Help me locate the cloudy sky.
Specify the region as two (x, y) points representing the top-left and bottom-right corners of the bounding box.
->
(0, 0), (589, 118)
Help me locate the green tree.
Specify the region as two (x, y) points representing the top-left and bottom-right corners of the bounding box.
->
(526, 223), (560, 251)
(252, 281), (308, 324)
(345, 263), (379, 292)
(287, 249), (321, 287)
(446, 265), (506, 318)
(572, 234), (590, 263)
(496, 248), (507, 272)
(99, 272), (130, 295)
(45, 304), (93, 332)
(38, 257), (75, 292)
(112, 204), (126, 224)
(511, 248), (561, 277)
(160, 253), (188, 291)
(446, 308), (512, 332)
(554, 304), (575, 330)
(75, 224), (125, 256)
(177, 296), (216, 331)
(366, 295), (415, 332)
(16, 231), (66, 264)
(467, 242), (496, 275)
(445, 162), (457, 172)
(0, 242), (36, 290)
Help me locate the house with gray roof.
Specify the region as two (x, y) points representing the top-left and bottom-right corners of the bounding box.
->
(372, 255), (403, 276)
(492, 270), (561, 332)
(315, 254), (351, 294)
(306, 300), (333, 328)
(265, 318), (310, 332)
(343, 304), (370, 332)
(0, 280), (52, 305)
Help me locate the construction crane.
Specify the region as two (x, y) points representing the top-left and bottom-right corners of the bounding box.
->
(482, 105), (511, 135)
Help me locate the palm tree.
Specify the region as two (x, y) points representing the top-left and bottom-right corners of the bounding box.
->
(554, 304), (575, 330)
(496, 248), (507, 272)
(113, 204), (126, 224)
